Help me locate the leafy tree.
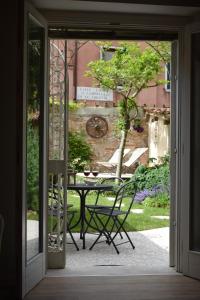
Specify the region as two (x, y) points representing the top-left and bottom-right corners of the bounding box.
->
(85, 41), (170, 177)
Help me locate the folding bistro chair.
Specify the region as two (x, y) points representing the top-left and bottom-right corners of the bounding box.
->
(88, 180), (137, 254)
(48, 184), (79, 251)
(85, 177), (124, 234)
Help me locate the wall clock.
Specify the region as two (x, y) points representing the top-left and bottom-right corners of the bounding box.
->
(86, 115), (108, 138)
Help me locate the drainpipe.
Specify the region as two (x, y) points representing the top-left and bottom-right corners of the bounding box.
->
(73, 39), (78, 101)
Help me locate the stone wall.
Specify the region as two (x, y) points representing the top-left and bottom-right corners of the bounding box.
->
(68, 107), (149, 173)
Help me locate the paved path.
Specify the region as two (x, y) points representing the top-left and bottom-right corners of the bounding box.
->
(47, 227), (176, 276)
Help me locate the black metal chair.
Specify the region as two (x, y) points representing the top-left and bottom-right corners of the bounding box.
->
(88, 180), (137, 254)
(48, 184), (79, 251)
(84, 177), (124, 234)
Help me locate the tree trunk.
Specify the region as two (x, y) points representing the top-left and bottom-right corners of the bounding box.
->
(116, 129), (128, 179)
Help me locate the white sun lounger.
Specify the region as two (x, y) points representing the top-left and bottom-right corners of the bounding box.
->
(123, 147), (148, 167)
(97, 148), (131, 168)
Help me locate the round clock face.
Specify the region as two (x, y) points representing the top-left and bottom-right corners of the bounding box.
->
(86, 115), (108, 138)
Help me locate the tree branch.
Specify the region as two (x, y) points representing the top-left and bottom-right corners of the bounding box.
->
(146, 83), (159, 88)
(68, 40), (89, 64)
(91, 76), (126, 98)
(146, 41), (170, 78)
(126, 84), (134, 99)
(146, 41), (168, 65)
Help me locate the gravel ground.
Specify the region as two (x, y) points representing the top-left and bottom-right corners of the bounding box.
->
(47, 227), (176, 277)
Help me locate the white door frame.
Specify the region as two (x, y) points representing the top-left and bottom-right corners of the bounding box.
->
(41, 10), (192, 275)
(48, 30), (183, 273)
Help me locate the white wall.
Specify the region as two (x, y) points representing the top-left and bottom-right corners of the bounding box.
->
(148, 115), (170, 164)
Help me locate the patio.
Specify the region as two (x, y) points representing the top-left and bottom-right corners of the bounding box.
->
(47, 227), (175, 277)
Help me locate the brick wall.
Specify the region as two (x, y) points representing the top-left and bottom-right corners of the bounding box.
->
(68, 107), (149, 173)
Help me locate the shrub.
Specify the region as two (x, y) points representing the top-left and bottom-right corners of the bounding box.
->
(68, 131), (93, 171)
(132, 156), (170, 191)
(68, 100), (84, 111)
(143, 193), (170, 208)
(131, 156), (170, 206)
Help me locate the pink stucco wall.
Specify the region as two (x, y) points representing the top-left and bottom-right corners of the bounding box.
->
(67, 40), (170, 108)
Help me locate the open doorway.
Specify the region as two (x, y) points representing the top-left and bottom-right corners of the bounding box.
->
(46, 37), (177, 276)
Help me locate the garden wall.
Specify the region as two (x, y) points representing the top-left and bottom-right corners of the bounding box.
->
(68, 106), (149, 173)
(49, 106), (170, 174)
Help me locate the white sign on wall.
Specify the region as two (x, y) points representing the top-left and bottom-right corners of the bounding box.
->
(77, 87), (113, 101)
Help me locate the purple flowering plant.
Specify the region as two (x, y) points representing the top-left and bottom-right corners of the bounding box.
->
(132, 118), (144, 133)
(132, 124), (144, 133)
(134, 184), (167, 203)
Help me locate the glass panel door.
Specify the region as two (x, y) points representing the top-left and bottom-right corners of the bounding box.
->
(26, 14), (44, 262)
(23, 2), (48, 296)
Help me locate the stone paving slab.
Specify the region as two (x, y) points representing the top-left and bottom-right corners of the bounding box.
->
(131, 208), (144, 214)
(151, 215), (169, 220)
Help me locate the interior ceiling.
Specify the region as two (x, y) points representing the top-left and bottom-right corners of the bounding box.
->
(32, 0), (200, 16)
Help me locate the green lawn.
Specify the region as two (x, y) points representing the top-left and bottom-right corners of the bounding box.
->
(27, 190), (169, 232)
(67, 190), (169, 232)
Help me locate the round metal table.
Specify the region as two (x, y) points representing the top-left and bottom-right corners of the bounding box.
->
(67, 183), (113, 249)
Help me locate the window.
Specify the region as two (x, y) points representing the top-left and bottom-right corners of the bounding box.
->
(100, 46), (116, 61)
